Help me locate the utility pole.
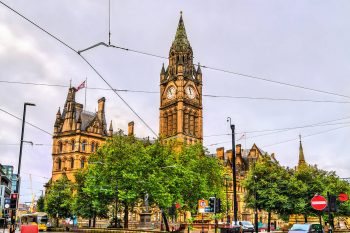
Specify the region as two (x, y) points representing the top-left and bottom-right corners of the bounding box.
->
(225, 176), (229, 224)
(14, 102), (35, 233)
(227, 117), (238, 224)
(254, 175), (258, 233)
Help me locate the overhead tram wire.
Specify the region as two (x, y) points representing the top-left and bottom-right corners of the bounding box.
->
(205, 124), (350, 148)
(0, 107), (52, 136)
(1, 80), (350, 104)
(204, 115), (350, 137)
(0, 1), (157, 137)
(78, 54), (157, 136)
(2, 1), (349, 101)
(262, 124), (350, 148)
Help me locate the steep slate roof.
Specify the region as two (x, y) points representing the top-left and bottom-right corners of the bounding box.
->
(171, 12), (191, 51)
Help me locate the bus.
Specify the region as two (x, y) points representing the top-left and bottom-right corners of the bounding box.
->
(20, 212), (49, 231)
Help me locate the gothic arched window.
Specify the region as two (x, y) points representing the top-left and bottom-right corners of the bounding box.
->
(71, 140), (75, 151)
(91, 142), (95, 152)
(82, 140), (87, 152)
(70, 157), (74, 169)
(80, 158), (85, 168)
(58, 141), (63, 153)
(58, 158), (62, 170)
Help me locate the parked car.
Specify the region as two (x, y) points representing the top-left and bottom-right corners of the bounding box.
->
(288, 223), (323, 233)
(258, 224), (275, 232)
(232, 221), (255, 233)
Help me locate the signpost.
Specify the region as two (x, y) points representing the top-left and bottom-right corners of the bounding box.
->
(198, 199), (208, 213)
(311, 195), (327, 211)
(198, 199), (208, 233)
(339, 193), (349, 202)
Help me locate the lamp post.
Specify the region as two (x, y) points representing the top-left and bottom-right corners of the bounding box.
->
(227, 117), (238, 224)
(254, 175), (258, 233)
(115, 183), (119, 228)
(225, 176), (230, 224)
(16, 102), (35, 196)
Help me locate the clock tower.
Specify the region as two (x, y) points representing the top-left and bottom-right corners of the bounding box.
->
(159, 13), (203, 144)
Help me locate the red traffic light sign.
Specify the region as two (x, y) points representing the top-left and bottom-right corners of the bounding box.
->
(10, 193), (18, 200)
(339, 193), (348, 202)
(311, 195), (327, 211)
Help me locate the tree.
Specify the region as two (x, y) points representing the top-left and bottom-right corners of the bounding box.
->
(45, 175), (73, 226)
(36, 195), (45, 212)
(85, 132), (226, 230)
(243, 154), (300, 231)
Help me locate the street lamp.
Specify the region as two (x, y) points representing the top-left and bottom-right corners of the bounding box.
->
(254, 175), (258, 233)
(224, 175), (231, 224)
(227, 117), (238, 224)
(17, 102), (35, 202)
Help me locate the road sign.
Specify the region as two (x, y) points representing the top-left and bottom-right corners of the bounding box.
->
(198, 199), (208, 213)
(311, 195), (327, 210)
(339, 193), (349, 202)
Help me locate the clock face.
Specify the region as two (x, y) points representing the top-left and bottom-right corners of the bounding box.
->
(185, 86), (196, 99)
(166, 86), (176, 99)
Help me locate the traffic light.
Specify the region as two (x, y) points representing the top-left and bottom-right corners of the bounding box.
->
(329, 195), (337, 212)
(209, 197), (215, 213)
(10, 193), (18, 209)
(4, 198), (11, 209)
(215, 198), (222, 213)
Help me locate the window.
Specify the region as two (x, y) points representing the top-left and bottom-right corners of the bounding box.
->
(70, 157), (74, 169)
(80, 158), (85, 168)
(58, 158), (62, 170)
(58, 141), (63, 153)
(82, 140), (87, 152)
(71, 140), (75, 151)
(91, 142), (95, 152)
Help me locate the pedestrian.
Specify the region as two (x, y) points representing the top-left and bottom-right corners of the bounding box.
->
(324, 222), (329, 233)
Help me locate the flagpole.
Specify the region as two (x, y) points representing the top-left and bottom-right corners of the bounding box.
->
(84, 77), (87, 111)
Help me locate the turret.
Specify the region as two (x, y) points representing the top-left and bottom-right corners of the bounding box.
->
(108, 120), (113, 136)
(160, 63), (166, 82)
(97, 97), (107, 134)
(76, 112), (82, 132)
(196, 63), (202, 82)
(298, 135), (307, 167)
(128, 121), (134, 136)
(62, 88), (76, 132)
(54, 107), (61, 134)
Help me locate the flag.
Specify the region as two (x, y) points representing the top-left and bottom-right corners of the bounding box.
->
(75, 81), (86, 91)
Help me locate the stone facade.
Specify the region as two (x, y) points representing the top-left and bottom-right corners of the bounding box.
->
(216, 144), (285, 227)
(51, 87), (113, 182)
(159, 13), (203, 144)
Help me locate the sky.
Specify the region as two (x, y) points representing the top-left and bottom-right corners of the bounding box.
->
(0, 0), (350, 203)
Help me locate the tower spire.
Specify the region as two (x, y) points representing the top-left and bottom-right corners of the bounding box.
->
(298, 134), (306, 167)
(172, 11), (190, 50)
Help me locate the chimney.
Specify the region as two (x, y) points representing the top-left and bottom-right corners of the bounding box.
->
(226, 149), (232, 162)
(216, 147), (224, 160)
(128, 121), (134, 136)
(98, 97), (105, 113)
(236, 144), (242, 156)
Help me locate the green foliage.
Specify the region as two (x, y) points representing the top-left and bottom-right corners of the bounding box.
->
(45, 175), (73, 219)
(243, 155), (350, 220)
(243, 154), (294, 216)
(82, 132), (226, 219)
(36, 195), (45, 212)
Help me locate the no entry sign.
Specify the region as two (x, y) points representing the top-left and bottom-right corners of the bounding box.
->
(311, 195), (327, 211)
(339, 193), (349, 202)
